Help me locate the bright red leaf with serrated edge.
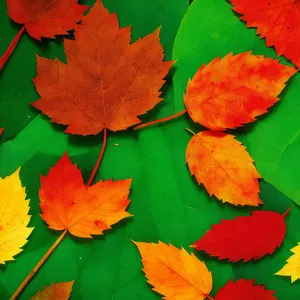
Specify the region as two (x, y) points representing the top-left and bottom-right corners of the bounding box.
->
(31, 0), (172, 136)
(215, 279), (277, 300)
(6, 0), (89, 40)
(39, 153), (132, 238)
(192, 209), (289, 262)
(185, 52), (296, 130)
(230, 0), (300, 68)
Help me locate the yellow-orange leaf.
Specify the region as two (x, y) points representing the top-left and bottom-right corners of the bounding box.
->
(185, 52), (296, 131)
(134, 241), (213, 300)
(40, 153), (132, 238)
(0, 168), (33, 264)
(30, 281), (74, 300)
(186, 131), (262, 206)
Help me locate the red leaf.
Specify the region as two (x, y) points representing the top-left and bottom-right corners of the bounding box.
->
(6, 0), (89, 40)
(215, 279), (277, 300)
(192, 209), (289, 262)
(230, 0), (300, 68)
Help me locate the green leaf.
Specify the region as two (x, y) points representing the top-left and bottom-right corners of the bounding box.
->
(172, 0), (300, 207)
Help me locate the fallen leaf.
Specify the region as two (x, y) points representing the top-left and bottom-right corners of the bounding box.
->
(193, 209), (288, 262)
(134, 241), (212, 300)
(0, 168), (33, 264)
(276, 242), (300, 283)
(39, 153), (132, 238)
(30, 281), (74, 300)
(185, 52), (296, 130)
(215, 279), (277, 300)
(186, 131), (261, 206)
(32, 0), (172, 135)
(230, 0), (300, 68)
(6, 0), (89, 40)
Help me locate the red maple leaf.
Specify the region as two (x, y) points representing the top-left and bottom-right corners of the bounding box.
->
(192, 209), (289, 262)
(215, 279), (277, 300)
(230, 0), (300, 68)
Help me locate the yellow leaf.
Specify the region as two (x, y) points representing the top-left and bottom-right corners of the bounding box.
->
(276, 242), (300, 283)
(134, 241), (213, 300)
(30, 281), (74, 300)
(0, 168), (33, 264)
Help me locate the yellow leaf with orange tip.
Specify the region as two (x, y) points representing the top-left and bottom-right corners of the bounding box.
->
(39, 153), (132, 238)
(186, 131), (262, 206)
(276, 242), (300, 283)
(134, 241), (213, 300)
(30, 281), (74, 300)
(0, 168), (33, 264)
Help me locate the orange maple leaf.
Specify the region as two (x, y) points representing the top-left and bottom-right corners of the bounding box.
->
(6, 0), (89, 40)
(39, 153), (132, 238)
(186, 131), (262, 206)
(230, 0), (300, 68)
(31, 0), (172, 135)
(134, 241), (213, 300)
(185, 52), (297, 130)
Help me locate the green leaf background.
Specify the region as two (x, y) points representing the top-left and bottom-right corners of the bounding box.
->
(0, 0), (299, 299)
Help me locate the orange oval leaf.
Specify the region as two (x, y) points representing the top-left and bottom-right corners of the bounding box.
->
(134, 241), (213, 300)
(30, 281), (74, 300)
(40, 153), (132, 238)
(184, 52), (296, 130)
(31, 0), (172, 135)
(186, 131), (262, 206)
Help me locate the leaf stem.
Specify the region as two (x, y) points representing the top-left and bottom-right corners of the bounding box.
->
(10, 229), (67, 300)
(283, 206), (291, 217)
(0, 25), (25, 72)
(133, 109), (187, 130)
(185, 127), (196, 135)
(86, 128), (107, 187)
(205, 295), (215, 300)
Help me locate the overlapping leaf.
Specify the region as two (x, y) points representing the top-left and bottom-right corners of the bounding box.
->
(215, 279), (277, 300)
(193, 210), (288, 262)
(32, 0), (172, 135)
(276, 242), (300, 283)
(230, 0), (300, 68)
(6, 0), (88, 40)
(40, 153), (132, 238)
(30, 281), (74, 300)
(186, 131), (261, 206)
(0, 168), (33, 264)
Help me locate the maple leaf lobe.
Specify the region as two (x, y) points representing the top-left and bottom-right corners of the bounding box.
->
(185, 52), (296, 130)
(32, 0), (172, 135)
(193, 210), (287, 262)
(7, 0), (88, 40)
(39, 153), (132, 238)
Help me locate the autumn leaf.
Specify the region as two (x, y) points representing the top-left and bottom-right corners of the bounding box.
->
(31, 0), (172, 135)
(30, 281), (74, 300)
(39, 153), (132, 238)
(6, 0), (89, 40)
(134, 241), (212, 300)
(230, 0), (300, 68)
(0, 168), (33, 264)
(276, 242), (300, 283)
(0, 0), (88, 71)
(184, 52), (296, 130)
(186, 131), (261, 206)
(215, 279), (277, 300)
(192, 209), (288, 262)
